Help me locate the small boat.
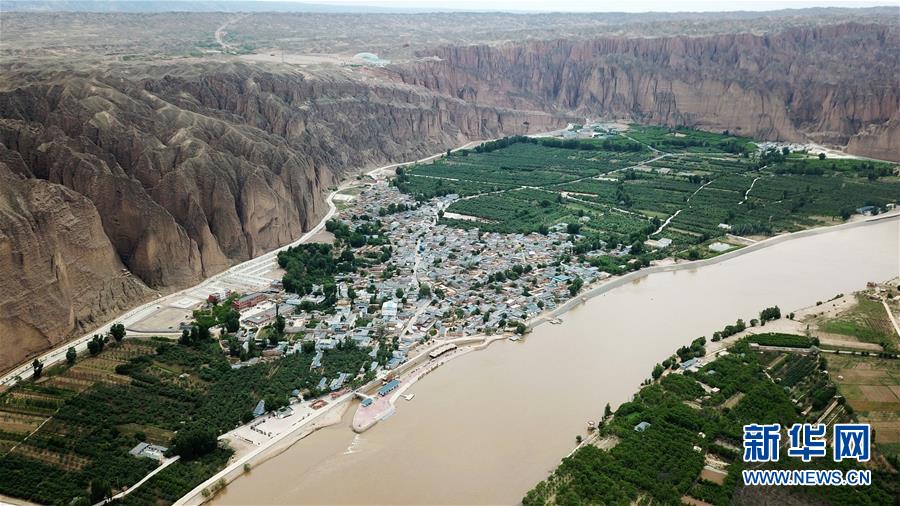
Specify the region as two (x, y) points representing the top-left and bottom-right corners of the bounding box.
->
(403, 394), (415, 401)
(508, 335), (521, 342)
(549, 318), (562, 325)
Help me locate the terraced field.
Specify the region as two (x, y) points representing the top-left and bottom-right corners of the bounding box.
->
(0, 334), (376, 505)
(828, 354), (900, 460)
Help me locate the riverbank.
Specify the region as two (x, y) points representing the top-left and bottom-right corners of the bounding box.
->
(174, 396), (352, 506)
(530, 209), (900, 331)
(567, 283), (897, 461)
(181, 191), (897, 505)
(352, 335), (506, 432)
(176, 333), (506, 505)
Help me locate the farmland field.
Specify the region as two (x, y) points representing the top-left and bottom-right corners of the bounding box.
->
(0, 337), (374, 505)
(827, 354), (900, 459)
(393, 126), (899, 259)
(525, 337), (899, 506)
(822, 294), (897, 351)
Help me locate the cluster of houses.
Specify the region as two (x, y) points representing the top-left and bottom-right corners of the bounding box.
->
(214, 181), (627, 400)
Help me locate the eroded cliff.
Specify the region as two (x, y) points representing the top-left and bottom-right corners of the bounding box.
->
(0, 152), (153, 373)
(396, 23), (900, 160)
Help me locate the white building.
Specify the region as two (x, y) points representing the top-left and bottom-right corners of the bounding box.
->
(382, 300), (398, 318)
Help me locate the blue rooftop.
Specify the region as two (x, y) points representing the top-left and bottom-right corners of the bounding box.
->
(378, 379), (400, 396)
(252, 400), (266, 417)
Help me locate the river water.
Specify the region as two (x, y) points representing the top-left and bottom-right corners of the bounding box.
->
(214, 217), (899, 505)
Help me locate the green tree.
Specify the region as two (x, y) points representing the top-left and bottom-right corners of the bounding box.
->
(224, 312), (240, 333)
(759, 306), (782, 324)
(515, 322), (527, 335)
(604, 403), (612, 419)
(652, 363), (664, 381)
(109, 323), (126, 342)
(179, 329), (192, 346)
(226, 337), (241, 357)
(275, 315), (286, 336)
(87, 334), (105, 355)
(568, 277), (584, 296)
(32, 358), (43, 379)
(90, 479), (111, 504)
(171, 426), (218, 460)
(630, 240), (645, 255)
(66, 346), (77, 365)
(418, 283), (431, 299)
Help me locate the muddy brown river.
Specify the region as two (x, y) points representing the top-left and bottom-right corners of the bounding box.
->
(214, 217), (899, 505)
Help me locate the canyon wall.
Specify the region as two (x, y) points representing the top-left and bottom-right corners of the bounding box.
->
(0, 62), (563, 371)
(0, 152), (153, 373)
(396, 23), (900, 160)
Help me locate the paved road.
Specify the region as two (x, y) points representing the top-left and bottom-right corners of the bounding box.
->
(883, 298), (900, 338)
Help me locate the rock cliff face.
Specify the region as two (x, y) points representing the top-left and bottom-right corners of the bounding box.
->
(0, 153), (153, 373)
(0, 62), (562, 370)
(396, 23), (899, 160)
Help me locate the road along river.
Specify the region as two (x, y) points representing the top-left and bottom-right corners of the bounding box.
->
(213, 216), (899, 505)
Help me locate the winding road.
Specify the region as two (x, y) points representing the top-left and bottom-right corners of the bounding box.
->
(214, 15), (248, 53)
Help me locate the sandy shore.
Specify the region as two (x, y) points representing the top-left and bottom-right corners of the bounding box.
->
(700, 286), (898, 360)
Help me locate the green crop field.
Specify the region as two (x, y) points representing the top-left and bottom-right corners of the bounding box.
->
(0, 338), (375, 505)
(524, 337), (898, 506)
(394, 126), (899, 256)
(623, 125), (756, 154)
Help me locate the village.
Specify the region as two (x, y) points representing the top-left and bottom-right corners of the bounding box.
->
(207, 177), (619, 399)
